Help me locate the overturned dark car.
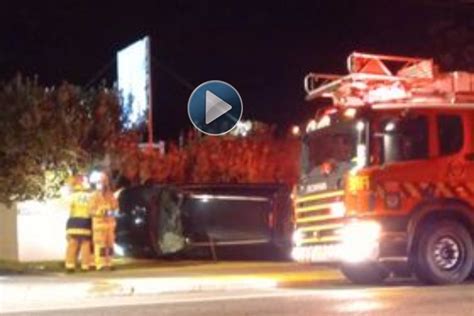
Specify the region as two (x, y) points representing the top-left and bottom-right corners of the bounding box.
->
(116, 183), (293, 259)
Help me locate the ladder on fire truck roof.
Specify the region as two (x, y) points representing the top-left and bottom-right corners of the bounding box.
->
(304, 52), (474, 106)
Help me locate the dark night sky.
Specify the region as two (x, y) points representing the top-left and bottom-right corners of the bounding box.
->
(0, 1), (473, 139)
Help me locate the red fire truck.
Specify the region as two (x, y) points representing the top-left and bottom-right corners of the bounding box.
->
(292, 52), (474, 284)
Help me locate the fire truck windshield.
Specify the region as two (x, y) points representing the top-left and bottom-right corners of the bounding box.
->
(301, 120), (357, 178)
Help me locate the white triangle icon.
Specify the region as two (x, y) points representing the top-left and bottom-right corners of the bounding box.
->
(205, 90), (232, 124)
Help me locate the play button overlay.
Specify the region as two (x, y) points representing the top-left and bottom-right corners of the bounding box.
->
(188, 80), (243, 136)
(205, 90), (232, 124)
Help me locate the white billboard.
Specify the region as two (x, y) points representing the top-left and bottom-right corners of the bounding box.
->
(117, 36), (151, 130)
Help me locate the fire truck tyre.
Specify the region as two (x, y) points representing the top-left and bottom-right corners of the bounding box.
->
(340, 263), (389, 285)
(414, 220), (473, 285)
(469, 269), (474, 280)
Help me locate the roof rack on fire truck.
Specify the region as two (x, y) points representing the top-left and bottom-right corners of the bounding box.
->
(304, 52), (474, 107)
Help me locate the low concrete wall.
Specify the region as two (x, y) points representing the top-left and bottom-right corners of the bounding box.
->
(0, 199), (69, 262)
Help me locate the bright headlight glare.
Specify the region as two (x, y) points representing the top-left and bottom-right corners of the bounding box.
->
(330, 202), (346, 217)
(292, 229), (304, 245)
(341, 221), (381, 244)
(291, 247), (302, 261)
(339, 221), (381, 263)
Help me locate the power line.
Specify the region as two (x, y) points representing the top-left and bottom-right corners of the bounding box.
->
(84, 57), (116, 89)
(82, 31), (197, 96)
(151, 56), (195, 91)
(83, 54), (195, 92)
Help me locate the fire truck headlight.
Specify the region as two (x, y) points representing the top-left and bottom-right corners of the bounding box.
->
(292, 229), (304, 246)
(330, 202), (346, 217)
(340, 221), (381, 263)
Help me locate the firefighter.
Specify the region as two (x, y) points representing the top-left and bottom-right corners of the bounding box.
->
(65, 175), (92, 272)
(89, 172), (119, 270)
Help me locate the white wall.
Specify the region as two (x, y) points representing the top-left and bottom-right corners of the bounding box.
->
(0, 199), (69, 262)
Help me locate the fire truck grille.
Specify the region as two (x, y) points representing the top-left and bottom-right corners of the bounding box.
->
(294, 190), (345, 245)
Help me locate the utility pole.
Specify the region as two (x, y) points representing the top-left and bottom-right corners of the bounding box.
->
(146, 36), (154, 148)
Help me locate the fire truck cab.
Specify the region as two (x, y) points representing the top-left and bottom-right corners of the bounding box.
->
(292, 52), (474, 285)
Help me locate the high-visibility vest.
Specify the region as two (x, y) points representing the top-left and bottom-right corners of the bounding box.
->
(66, 191), (92, 237)
(70, 191), (91, 218)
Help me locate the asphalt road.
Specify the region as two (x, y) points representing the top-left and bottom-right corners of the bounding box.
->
(5, 279), (474, 316)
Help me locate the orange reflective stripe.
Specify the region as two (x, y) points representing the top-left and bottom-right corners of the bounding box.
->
(403, 182), (421, 198)
(437, 182), (455, 198)
(465, 182), (474, 194)
(375, 184), (385, 198)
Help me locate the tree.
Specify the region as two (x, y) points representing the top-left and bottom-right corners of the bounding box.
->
(0, 75), (122, 203)
(112, 125), (301, 187)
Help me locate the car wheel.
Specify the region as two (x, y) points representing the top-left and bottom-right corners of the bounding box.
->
(414, 220), (473, 285)
(340, 262), (389, 284)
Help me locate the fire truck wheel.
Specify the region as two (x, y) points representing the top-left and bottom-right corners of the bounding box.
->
(414, 220), (473, 285)
(340, 263), (389, 285)
(469, 269), (474, 280)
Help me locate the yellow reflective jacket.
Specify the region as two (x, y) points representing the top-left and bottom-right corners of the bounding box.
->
(70, 191), (91, 218)
(89, 191), (118, 217)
